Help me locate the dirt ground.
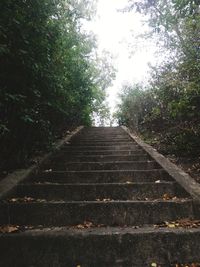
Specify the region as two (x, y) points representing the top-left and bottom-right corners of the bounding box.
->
(0, 127), (75, 182)
(145, 138), (200, 184)
(168, 156), (200, 184)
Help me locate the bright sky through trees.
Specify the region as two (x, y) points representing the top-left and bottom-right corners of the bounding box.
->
(84, 0), (158, 111)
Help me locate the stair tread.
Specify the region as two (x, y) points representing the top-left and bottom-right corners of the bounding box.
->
(0, 126), (198, 265)
(41, 169), (164, 173)
(20, 181), (177, 186)
(1, 225), (200, 236)
(2, 199), (192, 204)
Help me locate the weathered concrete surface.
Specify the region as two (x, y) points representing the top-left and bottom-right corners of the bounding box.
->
(54, 149), (147, 156)
(122, 126), (200, 201)
(41, 160), (160, 171)
(29, 169), (172, 183)
(49, 154), (150, 162)
(12, 181), (188, 200)
(0, 227), (200, 267)
(60, 144), (141, 151)
(0, 126), (83, 200)
(0, 200), (194, 226)
(0, 126), (200, 266)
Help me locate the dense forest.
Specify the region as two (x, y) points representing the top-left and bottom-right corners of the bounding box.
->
(0, 0), (115, 169)
(116, 0), (200, 156)
(1, 0), (200, 171)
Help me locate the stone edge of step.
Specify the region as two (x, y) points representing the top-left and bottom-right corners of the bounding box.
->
(122, 126), (200, 202)
(0, 126), (84, 200)
(1, 225), (200, 236)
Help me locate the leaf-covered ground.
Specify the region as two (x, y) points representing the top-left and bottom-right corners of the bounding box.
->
(141, 133), (200, 185)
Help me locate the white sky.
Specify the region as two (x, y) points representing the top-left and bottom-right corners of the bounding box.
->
(84, 0), (158, 112)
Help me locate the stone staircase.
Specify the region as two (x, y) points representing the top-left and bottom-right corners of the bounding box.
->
(0, 127), (200, 266)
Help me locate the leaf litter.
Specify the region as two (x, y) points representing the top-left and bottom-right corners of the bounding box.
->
(0, 225), (34, 234)
(155, 218), (200, 229)
(95, 198), (112, 202)
(72, 221), (105, 229)
(7, 196), (46, 203)
(175, 264), (200, 267)
(151, 263), (200, 267)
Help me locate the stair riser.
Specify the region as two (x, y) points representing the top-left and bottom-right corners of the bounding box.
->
(75, 136), (131, 140)
(78, 131), (125, 134)
(54, 150), (147, 156)
(60, 145), (141, 151)
(42, 162), (160, 171)
(70, 142), (137, 146)
(76, 134), (129, 137)
(10, 183), (188, 201)
(0, 201), (194, 226)
(0, 126), (198, 267)
(193, 202), (200, 219)
(49, 155), (150, 162)
(0, 230), (200, 267)
(29, 170), (172, 183)
(73, 138), (133, 142)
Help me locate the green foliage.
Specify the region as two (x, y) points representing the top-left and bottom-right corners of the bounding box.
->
(116, 0), (200, 156)
(115, 84), (156, 130)
(0, 0), (114, 168)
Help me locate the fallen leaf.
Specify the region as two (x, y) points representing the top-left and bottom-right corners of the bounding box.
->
(95, 198), (112, 202)
(155, 219), (200, 229)
(162, 193), (179, 201)
(76, 224), (85, 229)
(0, 225), (19, 233)
(72, 221), (105, 229)
(166, 223), (176, 228)
(84, 221), (93, 228)
(8, 197), (46, 203)
(24, 196), (35, 202)
(132, 226), (140, 229)
(8, 198), (18, 202)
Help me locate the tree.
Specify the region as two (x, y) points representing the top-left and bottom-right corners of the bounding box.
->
(0, 0), (115, 168)
(116, 0), (200, 155)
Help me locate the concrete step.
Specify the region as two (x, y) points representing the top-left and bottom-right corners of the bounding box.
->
(1, 126), (199, 266)
(80, 128), (124, 131)
(75, 135), (130, 139)
(0, 227), (200, 267)
(79, 127), (124, 133)
(54, 149), (147, 156)
(10, 182), (189, 201)
(60, 145), (141, 151)
(78, 132), (126, 135)
(77, 132), (128, 137)
(49, 154), (150, 162)
(70, 137), (135, 144)
(74, 139), (132, 143)
(30, 169), (172, 183)
(0, 200), (194, 226)
(42, 161), (160, 171)
(70, 141), (136, 146)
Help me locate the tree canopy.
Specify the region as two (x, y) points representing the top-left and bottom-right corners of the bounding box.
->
(0, 0), (115, 168)
(116, 0), (200, 156)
